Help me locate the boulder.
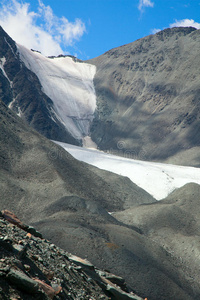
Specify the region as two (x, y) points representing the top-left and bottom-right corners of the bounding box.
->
(7, 269), (39, 293)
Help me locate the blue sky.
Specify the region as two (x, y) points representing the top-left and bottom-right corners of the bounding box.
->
(0, 0), (199, 59)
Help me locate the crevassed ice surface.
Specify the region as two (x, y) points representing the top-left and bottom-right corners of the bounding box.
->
(17, 45), (96, 140)
(55, 141), (200, 200)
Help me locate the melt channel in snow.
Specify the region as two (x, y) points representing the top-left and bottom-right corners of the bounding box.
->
(17, 45), (96, 141)
(55, 141), (200, 200)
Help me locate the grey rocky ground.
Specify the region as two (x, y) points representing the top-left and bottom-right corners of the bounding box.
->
(0, 210), (143, 300)
(1, 100), (199, 299)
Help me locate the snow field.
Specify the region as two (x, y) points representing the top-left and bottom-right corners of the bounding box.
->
(55, 141), (200, 200)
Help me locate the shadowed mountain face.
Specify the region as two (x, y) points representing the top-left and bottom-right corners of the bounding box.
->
(88, 27), (200, 166)
(1, 99), (200, 300)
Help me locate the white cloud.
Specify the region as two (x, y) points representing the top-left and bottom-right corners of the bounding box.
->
(138, 0), (154, 11)
(170, 19), (200, 29)
(151, 28), (161, 34)
(60, 18), (86, 46)
(38, 0), (55, 33)
(0, 0), (86, 56)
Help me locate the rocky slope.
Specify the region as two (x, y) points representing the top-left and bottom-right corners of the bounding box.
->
(113, 183), (200, 299)
(0, 99), (156, 298)
(1, 99), (200, 299)
(0, 209), (143, 300)
(88, 27), (200, 167)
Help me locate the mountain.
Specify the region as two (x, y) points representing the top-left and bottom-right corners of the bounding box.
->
(1, 25), (200, 299)
(0, 95), (198, 299)
(1, 26), (200, 166)
(1, 91), (200, 299)
(0, 99), (154, 213)
(88, 27), (200, 167)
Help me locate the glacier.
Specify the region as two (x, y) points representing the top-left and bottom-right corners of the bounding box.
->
(17, 45), (96, 142)
(55, 141), (200, 200)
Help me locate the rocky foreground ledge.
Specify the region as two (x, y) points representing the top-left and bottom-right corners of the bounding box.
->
(0, 210), (144, 300)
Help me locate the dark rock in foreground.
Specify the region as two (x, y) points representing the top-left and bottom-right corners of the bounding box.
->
(0, 211), (143, 300)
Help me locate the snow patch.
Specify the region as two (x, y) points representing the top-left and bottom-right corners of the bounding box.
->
(8, 98), (16, 109)
(0, 57), (13, 87)
(17, 106), (23, 117)
(55, 141), (200, 200)
(17, 45), (96, 140)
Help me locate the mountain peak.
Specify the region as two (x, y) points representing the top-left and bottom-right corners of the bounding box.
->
(155, 26), (197, 39)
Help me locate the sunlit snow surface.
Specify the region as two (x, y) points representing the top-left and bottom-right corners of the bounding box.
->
(18, 45), (96, 139)
(55, 141), (200, 200)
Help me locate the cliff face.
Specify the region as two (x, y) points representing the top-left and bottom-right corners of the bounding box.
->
(0, 26), (80, 145)
(88, 27), (200, 166)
